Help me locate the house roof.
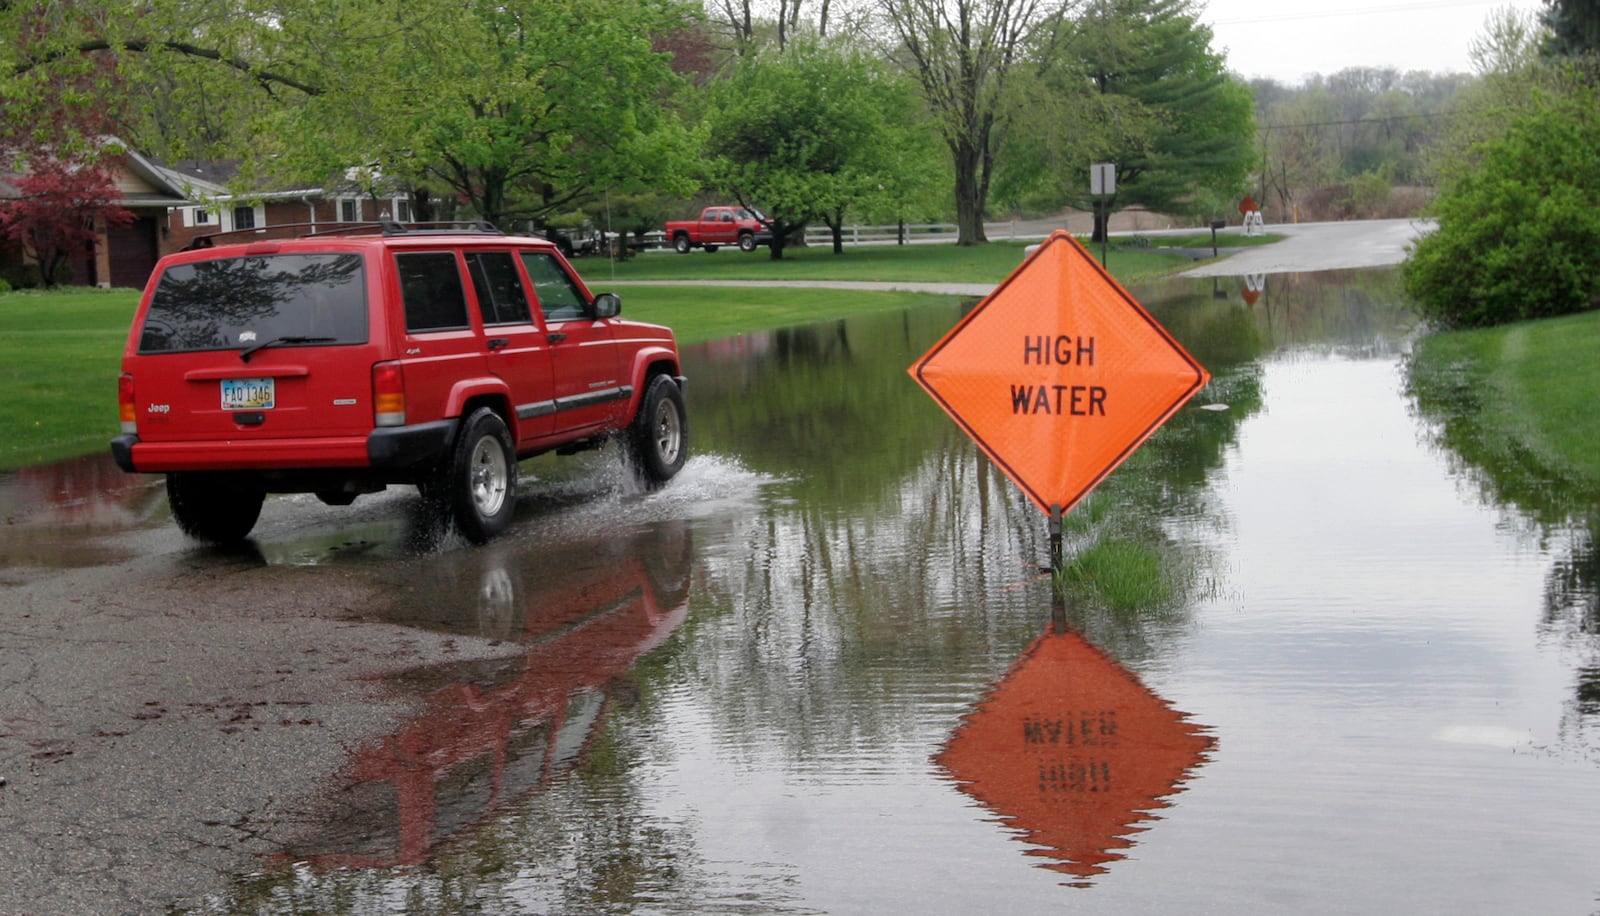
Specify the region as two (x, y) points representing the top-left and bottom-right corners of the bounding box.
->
(157, 159), (350, 204)
(0, 139), (192, 208)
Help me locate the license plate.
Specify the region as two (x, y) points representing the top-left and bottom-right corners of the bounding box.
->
(221, 377), (275, 410)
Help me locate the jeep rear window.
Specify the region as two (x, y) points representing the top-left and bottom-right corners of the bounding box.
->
(139, 253), (367, 354)
(396, 252), (470, 333)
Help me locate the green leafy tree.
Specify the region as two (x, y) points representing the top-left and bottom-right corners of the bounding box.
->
(707, 41), (926, 258)
(877, 0), (1063, 246)
(1541, 0), (1600, 60)
(246, 0), (699, 229)
(4, 0), (700, 229)
(1404, 79), (1600, 327)
(1007, 0), (1254, 240)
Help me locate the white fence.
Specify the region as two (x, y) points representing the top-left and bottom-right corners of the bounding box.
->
(632, 221), (1036, 250)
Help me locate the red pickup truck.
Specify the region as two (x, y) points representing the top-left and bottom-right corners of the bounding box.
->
(664, 206), (771, 253)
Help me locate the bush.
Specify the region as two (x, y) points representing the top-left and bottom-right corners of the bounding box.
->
(0, 263), (43, 290)
(1404, 82), (1600, 328)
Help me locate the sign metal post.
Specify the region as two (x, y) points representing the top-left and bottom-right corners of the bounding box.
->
(1090, 162), (1115, 267)
(910, 231), (1209, 583)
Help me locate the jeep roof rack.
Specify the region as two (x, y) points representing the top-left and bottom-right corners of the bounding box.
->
(180, 219), (504, 250)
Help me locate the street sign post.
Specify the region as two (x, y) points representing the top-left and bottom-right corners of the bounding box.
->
(910, 231), (1209, 568)
(1090, 163), (1115, 266)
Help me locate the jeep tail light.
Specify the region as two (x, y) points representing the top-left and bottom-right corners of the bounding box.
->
(118, 373), (138, 433)
(372, 361), (406, 427)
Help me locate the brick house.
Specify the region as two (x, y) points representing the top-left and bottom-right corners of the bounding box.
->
(0, 144), (190, 289)
(158, 161), (418, 252)
(1, 144), (423, 290)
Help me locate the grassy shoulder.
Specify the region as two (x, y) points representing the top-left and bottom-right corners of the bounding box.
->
(0, 238), (1212, 470)
(574, 235), (1223, 286)
(0, 289), (139, 468)
(1409, 309), (1600, 489)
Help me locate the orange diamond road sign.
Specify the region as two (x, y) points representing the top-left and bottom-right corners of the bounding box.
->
(910, 230), (1209, 516)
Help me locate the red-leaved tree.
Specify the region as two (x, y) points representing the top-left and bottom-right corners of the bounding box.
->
(0, 156), (134, 287)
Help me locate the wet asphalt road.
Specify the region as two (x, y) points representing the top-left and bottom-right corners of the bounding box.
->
(0, 219), (1427, 913)
(1, 493), (527, 914)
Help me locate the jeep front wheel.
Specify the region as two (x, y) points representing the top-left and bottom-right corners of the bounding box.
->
(627, 375), (687, 486)
(673, 234), (692, 254)
(435, 407), (518, 543)
(738, 232), (757, 252)
(166, 472), (265, 543)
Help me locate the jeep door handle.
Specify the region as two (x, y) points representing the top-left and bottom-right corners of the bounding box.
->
(487, 337), (510, 351)
(547, 332), (568, 344)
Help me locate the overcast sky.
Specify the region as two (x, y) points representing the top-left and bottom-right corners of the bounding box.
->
(1202, 0), (1548, 84)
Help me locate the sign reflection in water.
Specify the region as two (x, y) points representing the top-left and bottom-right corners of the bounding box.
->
(284, 521), (693, 869)
(937, 614), (1212, 883)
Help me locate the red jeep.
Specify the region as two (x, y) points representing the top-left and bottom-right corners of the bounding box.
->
(111, 222), (687, 544)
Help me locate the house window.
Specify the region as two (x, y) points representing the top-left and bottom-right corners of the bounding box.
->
(191, 208), (211, 226)
(393, 198), (412, 223)
(340, 199), (359, 222)
(232, 206), (256, 229)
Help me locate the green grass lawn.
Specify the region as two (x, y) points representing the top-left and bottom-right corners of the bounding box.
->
(0, 239), (1213, 470)
(1409, 309), (1600, 488)
(0, 289), (139, 468)
(574, 235), (1220, 286)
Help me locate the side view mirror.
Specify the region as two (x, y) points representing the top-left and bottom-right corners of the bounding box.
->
(593, 292), (622, 319)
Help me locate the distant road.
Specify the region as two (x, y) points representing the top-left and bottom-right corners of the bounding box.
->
(610, 219), (1435, 299)
(1179, 218), (1434, 277)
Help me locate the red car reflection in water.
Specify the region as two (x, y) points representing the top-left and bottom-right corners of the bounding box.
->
(287, 526), (692, 869)
(1, 452), (162, 528)
(937, 624), (1214, 883)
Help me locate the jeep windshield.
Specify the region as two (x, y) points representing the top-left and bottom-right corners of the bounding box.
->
(138, 252), (368, 354)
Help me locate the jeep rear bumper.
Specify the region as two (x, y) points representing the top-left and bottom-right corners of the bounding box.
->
(111, 419), (458, 475)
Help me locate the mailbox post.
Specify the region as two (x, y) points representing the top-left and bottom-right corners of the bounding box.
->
(1209, 218), (1226, 257)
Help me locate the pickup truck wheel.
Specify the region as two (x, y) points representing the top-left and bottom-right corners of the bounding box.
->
(627, 375), (687, 486)
(166, 472), (265, 543)
(436, 407), (517, 543)
(738, 232), (757, 252)
(673, 234), (691, 254)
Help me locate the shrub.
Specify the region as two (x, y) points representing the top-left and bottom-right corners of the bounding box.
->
(1404, 82), (1600, 327)
(0, 263), (43, 290)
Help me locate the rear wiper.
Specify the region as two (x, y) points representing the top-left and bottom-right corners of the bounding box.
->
(239, 336), (336, 363)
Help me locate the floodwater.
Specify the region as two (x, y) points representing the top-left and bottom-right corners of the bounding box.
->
(8, 268), (1600, 913)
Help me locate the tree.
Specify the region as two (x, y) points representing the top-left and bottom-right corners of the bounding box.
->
(1541, 0), (1600, 60)
(707, 41), (925, 258)
(1016, 0), (1254, 240)
(3, 0), (701, 230)
(243, 0), (699, 230)
(0, 153), (135, 287)
(1404, 78), (1600, 328)
(878, 0), (1063, 246)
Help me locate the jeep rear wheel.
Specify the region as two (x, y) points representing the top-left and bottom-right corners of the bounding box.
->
(627, 375), (687, 486)
(436, 407), (517, 543)
(166, 472), (265, 543)
(673, 234), (692, 254)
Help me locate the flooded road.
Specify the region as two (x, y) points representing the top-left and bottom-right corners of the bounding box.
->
(4, 267), (1600, 913)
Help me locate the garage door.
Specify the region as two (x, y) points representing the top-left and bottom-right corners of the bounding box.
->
(108, 216), (158, 289)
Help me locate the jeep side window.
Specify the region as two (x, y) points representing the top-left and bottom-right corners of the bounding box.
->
(465, 251), (533, 326)
(519, 251), (587, 322)
(395, 251), (470, 333)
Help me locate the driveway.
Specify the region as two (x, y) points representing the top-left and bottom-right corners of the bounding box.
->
(1179, 217), (1433, 277)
